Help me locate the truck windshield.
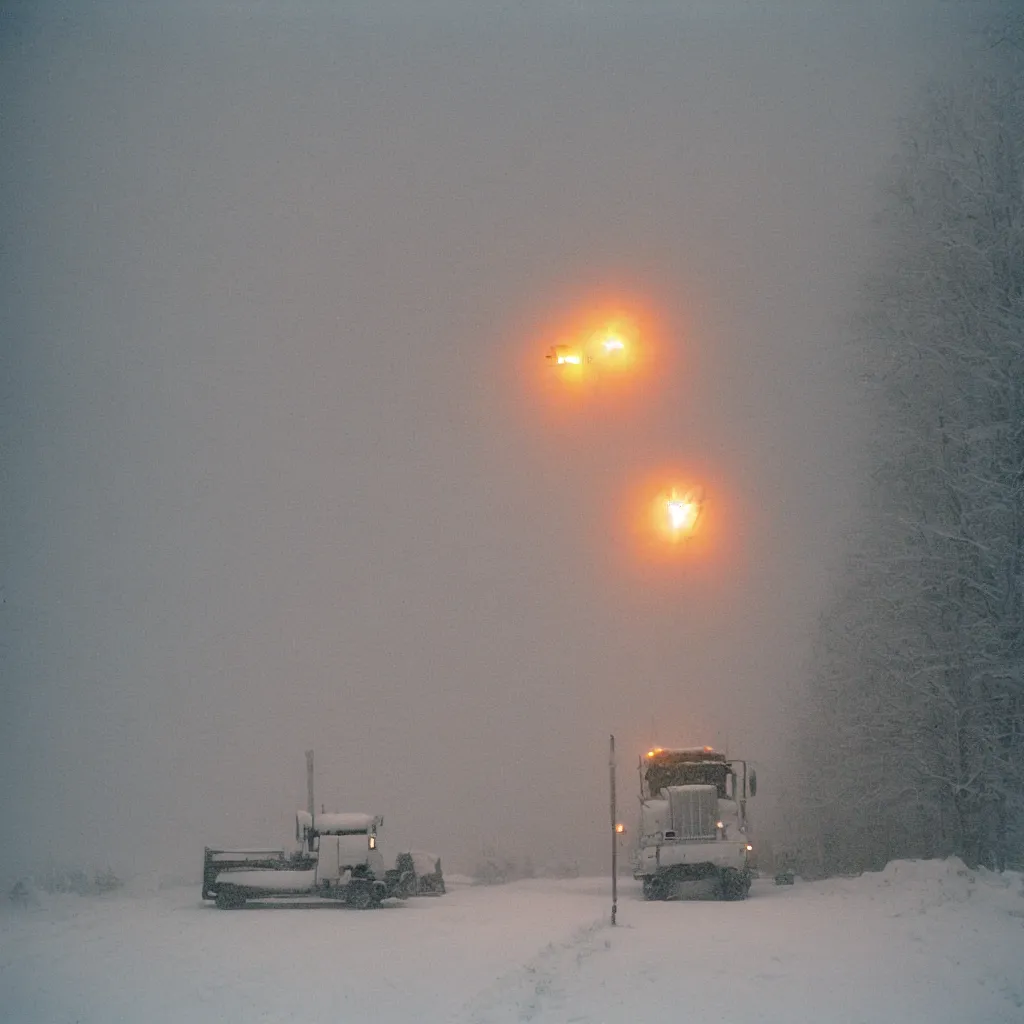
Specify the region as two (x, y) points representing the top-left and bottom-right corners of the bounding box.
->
(645, 760), (729, 799)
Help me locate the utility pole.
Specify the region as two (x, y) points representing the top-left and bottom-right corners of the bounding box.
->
(610, 733), (618, 926)
(306, 749), (315, 820)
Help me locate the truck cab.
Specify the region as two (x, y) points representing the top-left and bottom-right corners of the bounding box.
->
(204, 810), (414, 909)
(634, 746), (757, 900)
(295, 810), (386, 883)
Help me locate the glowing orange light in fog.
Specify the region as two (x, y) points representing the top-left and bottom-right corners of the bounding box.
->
(667, 496), (699, 534)
(545, 320), (638, 377)
(661, 486), (704, 540)
(519, 290), (683, 458)
(534, 298), (663, 407)
(585, 319), (638, 373)
(546, 345), (584, 367)
(612, 464), (736, 580)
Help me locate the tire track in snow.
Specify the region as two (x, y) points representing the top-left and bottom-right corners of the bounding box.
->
(459, 917), (612, 1024)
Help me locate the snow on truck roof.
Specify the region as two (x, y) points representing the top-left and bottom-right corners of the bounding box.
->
(312, 812), (379, 833)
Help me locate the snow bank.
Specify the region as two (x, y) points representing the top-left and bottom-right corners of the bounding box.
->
(855, 856), (1024, 922)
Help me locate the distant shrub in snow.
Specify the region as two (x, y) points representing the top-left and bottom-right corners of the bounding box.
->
(541, 860), (580, 880)
(472, 847), (523, 885)
(33, 866), (124, 896)
(93, 869), (124, 894)
(8, 880), (32, 907)
(471, 850), (566, 884)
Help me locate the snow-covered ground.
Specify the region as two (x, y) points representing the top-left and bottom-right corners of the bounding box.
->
(3, 859), (1022, 1023)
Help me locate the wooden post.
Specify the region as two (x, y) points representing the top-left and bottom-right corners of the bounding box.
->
(610, 734), (618, 926)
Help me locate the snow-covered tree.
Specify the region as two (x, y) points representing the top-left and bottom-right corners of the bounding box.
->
(785, 25), (1024, 873)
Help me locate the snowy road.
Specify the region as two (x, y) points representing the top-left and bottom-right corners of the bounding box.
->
(3, 861), (1023, 1023)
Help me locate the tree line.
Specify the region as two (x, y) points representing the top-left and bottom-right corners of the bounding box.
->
(783, 11), (1024, 874)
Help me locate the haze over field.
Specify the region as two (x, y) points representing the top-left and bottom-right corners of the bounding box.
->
(0, 0), (969, 880)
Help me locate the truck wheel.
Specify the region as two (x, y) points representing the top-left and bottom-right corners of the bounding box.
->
(719, 868), (749, 901)
(348, 885), (373, 910)
(215, 889), (245, 910)
(643, 876), (668, 901)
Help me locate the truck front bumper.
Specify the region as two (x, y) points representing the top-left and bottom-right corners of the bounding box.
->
(634, 839), (749, 877)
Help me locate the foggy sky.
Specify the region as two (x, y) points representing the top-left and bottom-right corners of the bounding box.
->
(1, 0), (964, 880)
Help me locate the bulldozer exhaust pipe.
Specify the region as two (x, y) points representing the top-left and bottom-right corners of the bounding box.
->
(306, 749), (315, 821)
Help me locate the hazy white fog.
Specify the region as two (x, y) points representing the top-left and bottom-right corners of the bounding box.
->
(1, 0), (964, 879)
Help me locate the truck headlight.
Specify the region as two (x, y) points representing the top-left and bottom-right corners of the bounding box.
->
(368, 836), (376, 850)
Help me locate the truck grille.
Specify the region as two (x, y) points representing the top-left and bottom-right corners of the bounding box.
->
(667, 785), (718, 840)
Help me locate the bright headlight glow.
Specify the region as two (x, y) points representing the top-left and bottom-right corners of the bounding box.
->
(746, 844), (753, 852)
(368, 836), (376, 850)
(667, 497), (700, 532)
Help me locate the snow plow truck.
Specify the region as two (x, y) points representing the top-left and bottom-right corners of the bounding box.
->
(634, 746), (757, 900)
(203, 811), (442, 909)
